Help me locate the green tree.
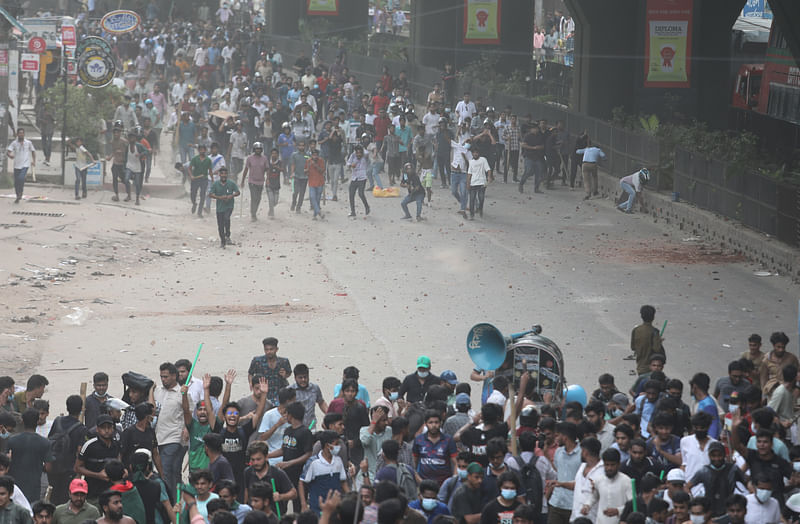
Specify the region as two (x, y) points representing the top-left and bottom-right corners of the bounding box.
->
(41, 83), (124, 157)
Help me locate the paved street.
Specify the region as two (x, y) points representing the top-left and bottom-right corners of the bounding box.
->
(1, 160), (797, 404)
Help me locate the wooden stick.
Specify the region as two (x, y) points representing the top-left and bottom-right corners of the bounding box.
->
(79, 382), (87, 424)
(508, 380), (518, 456)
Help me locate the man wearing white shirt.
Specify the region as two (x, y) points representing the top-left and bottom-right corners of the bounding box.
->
(221, 44), (234, 82)
(257, 388), (295, 465)
(171, 78), (186, 106)
(454, 93), (476, 125)
(680, 412), (715, 481)
(571, 438), (603, 523)
(582, 448), (632, 524)
(6, 128), (36, 203)
(422, 106), (439, 137)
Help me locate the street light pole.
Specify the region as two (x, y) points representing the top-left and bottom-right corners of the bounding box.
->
(60, 39), (66, 185)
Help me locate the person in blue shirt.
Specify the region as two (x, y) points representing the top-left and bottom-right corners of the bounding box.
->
(332, 366), (370, 408)
(395, 116), (412, 167)
(575, 139), (605, 200)
(409, 480), (450, 524)
(690, 373), (720, 440)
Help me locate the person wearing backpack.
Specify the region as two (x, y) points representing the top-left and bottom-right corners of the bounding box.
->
(48, 395), (87, 505)
(408, 480), (450, 524)
(375, 439), (418, 502)
(508, 432), (556, 524)
(437, 451), (471, 510)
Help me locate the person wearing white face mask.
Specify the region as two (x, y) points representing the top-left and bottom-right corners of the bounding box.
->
(373, 377), (403, 420)
(299, 430), (348, 514)
(399, 356), (441, 404)
(437, 451), (472, 510)
(687, 496), (713, 524)
(409, 480), (451, 523)
(478, 472), (522, 524)
(744, 476), (780, 524)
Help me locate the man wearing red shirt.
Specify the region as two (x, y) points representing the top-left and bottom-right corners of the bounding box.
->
(306, 149), (326, 220)
(371, 88), (390, 116)
(373, 108), (391, 150)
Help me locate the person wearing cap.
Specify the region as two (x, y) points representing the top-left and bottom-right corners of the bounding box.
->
(47, 395), (87, 505)
(52, 479), (101, 524)
(685, 440), (745, 518)
(439, 371), (458, 406)
(660, 468), (686, 511)
(450, 462), (490, 524)
(399, 357), (441, 404)
(75, 414), (121, 503)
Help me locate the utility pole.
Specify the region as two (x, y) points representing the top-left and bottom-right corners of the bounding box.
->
(0, 2), (23, 186)
(60, 38), (66, 184)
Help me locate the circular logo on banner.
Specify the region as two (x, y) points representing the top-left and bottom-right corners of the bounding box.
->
(100, 10), (141, 34)
(28, 37), (46, 53)
(76, 36), (112, 58)
(78, 52), (115, 88)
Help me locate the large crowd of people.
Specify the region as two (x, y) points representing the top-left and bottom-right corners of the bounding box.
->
(2, 5), (781, 524)
(0, 305), (799, 524)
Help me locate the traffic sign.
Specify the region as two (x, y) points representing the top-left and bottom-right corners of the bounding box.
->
(21, 53), (40, 72)
(28, 37), (46, 54)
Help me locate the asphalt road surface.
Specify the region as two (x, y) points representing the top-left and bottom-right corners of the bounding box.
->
(1, 167), (797, 407)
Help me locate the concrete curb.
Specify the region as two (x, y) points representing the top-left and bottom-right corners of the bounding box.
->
(595, 170), (800, 279)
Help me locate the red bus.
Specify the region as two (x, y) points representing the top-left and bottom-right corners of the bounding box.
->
(732, 23), (800, 123)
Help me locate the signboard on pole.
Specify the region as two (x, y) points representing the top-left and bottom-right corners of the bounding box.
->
(307, 0), (339, 16)
(86, 161), (103, 186)
(644, 0), (693, 88)
(463, 0), (502, 45)
(27, 36), (46, 54)
(61, 24), (77, 46)
(77, 52), (115, 88)
(0, 49), (8, 77)
(21, 53), (40, 72)
(100, 10), (141, 33)
(20, 19), (59, 49)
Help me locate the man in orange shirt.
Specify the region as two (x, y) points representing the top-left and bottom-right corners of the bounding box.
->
(306, 149), (326, 220)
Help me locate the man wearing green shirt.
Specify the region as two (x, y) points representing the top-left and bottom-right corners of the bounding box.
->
(208, 167), (240, 248)
(188, 144), (212, 218)
(181, 374), (218, 473)
(0, 475), (32, 524)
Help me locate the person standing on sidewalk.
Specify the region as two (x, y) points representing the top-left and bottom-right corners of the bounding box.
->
(346, 145), (370, 217)
(519, 124), (545, 194)
(576, 139), (605, 200)
(72, 137), (95, 201)
(188, 144), (211, 217)
(208, 167), (240, 248)
(241, 142), (268, 221)
(38, 103), (55, 166)
(6, 128), (36, 204)
(306, 149), (326, 220)
(289, 140), (309, 213)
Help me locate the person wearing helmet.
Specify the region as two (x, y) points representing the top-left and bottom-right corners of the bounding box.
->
(400, 162), (425, 221)
(617, 168), (650, 214)
(346, 145), (370, 217)
(106, 124), (129, 202)
(207, 167), (240, 248)
(241, 142), (268, 221)
(125, 130), (148, 206)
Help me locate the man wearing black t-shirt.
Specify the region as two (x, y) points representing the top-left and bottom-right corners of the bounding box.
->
(215, 375), (268, 499)
(272, 402), (313, 512)
(243, 441), (297, 516)
(75, 415), (121, 502)
(120, 403), (163, 474)
(519, 125), (545, 194)
(454, 404), (509, 468)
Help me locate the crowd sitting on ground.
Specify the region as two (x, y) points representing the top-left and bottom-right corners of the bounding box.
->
(0, 305), (799, 524)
